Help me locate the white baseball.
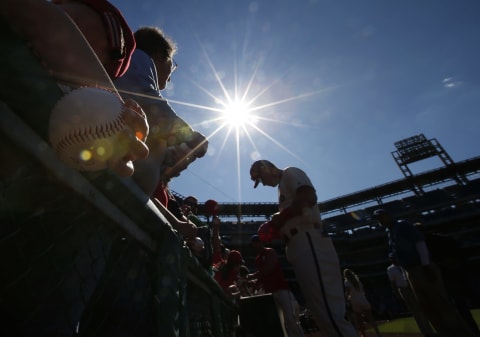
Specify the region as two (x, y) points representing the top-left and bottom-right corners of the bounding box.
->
(49, 86), (128, 171)
(191, 237), (205, 253)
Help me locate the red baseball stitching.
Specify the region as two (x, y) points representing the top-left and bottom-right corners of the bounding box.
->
(55, 103), (128, 155)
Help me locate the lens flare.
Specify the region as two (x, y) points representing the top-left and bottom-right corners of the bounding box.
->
(80, 149), (92, 161)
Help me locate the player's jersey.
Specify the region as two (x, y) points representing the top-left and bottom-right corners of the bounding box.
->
(278, 167), (322, 228)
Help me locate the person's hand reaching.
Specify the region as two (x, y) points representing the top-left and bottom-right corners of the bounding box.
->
(107, 98), (149, 176)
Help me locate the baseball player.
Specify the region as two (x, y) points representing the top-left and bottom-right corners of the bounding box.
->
(387, 253), (436, 337)
(249, 160), (357, 337)
(374, 209), (477, 337)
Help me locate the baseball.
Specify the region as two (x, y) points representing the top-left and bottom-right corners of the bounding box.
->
(49, 86), (129, 171)
(191, 237), (205, 253)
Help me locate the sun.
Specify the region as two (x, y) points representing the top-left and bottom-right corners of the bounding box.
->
(221, 99), (252, 127)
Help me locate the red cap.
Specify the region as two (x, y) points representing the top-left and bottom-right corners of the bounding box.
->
(227, 250), (244, 265)
(205, 199), (218, 216)
(61, 0), (136, 79)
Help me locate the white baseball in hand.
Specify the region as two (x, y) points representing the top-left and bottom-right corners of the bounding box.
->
(49, 87), (129, 171)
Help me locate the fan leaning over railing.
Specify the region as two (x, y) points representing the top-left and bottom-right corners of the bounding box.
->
(0, 2), (236, 336)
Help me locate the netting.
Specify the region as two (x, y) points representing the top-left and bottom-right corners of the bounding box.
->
(0, 127), (238, 337)
(0, 16), (237, 336)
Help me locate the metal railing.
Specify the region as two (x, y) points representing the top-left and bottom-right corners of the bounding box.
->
(0, 103), (238, 337)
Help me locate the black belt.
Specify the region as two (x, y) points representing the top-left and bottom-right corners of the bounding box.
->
(283, 227), (327, 244)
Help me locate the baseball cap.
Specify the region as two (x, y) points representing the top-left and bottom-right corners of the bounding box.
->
(250, 162), (261, 188)
(204, 199), (218, 216)
(250, 160), (274, 188)
(65, 0), (136, 79)
(183, 196), (198, 207)
(227, 250), (244, 265)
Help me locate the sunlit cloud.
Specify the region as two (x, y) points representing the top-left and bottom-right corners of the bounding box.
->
(442, 77), (461, 88)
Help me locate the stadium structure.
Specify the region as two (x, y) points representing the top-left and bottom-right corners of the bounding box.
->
(177, 134), (480, 316)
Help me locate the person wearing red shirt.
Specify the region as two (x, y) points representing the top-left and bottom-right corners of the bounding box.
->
(248, 235), (304, 337)
(214, 250), (244, 296)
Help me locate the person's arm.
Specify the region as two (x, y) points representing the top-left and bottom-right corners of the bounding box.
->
(271, 185), (317, 228)
(0, 0), (149, 177)
(115, 53), (208, 186)
(344, 280), (352, 299)
(211, 216), (222, 255)
(153, 198), (198, 239)
(416, 241), (431, 266)
(410, 225), (438, 282)
(387, 270), (401, 297)
(389, 279), (398, 292)
(387, 269), (395, 288)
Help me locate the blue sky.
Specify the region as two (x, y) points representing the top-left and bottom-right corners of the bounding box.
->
(112, 0), (480, 205)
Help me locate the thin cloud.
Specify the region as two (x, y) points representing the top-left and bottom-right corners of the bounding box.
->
(442, 77), (462, 88)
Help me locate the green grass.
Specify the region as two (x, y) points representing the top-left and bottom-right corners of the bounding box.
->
(370, 309), (480, 333)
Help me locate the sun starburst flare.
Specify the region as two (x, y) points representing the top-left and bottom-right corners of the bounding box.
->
(127, 41), (333, 203)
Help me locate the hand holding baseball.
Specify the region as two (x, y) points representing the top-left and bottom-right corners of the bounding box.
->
(49, 87), (150, 177)
(106, 98), (149, 176)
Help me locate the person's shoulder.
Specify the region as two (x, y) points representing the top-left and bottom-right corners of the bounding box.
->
(126, 49), (156, 71)
(283, 166), (308, 179)
(284, 166), (302, 173)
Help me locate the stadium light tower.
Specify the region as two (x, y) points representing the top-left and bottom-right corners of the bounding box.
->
(391, 134), (468, 195)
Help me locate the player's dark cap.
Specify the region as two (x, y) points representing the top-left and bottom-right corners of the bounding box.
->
(250, 160), (274, 188)
(250, 234), (261, 243)
(250, 161), (262, 188)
